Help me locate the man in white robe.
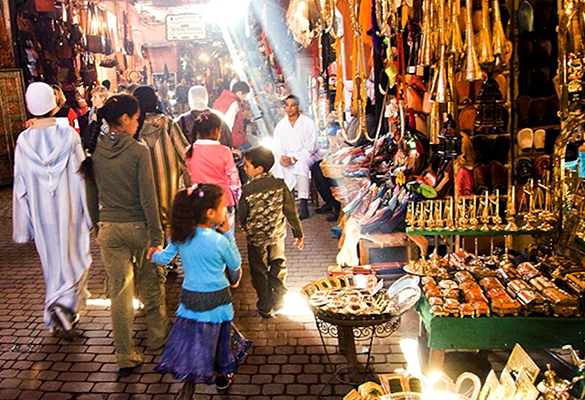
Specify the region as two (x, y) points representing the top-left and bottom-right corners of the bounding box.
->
(13, 82), (92, 339)
(272, 95), (321, 219)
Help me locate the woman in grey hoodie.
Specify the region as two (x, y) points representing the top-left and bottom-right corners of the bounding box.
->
(81, 94), (169, 377)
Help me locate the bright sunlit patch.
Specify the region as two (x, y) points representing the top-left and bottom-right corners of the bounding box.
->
(277, 292), (312, 317)
(205, 0), (251, 24)
(87, 298), (143, 310)
(400, 338), (422, 376)
(259, 136), (277, 151)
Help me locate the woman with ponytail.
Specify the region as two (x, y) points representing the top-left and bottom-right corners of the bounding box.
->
(185, 112), (241, 233)
(83, 94), (170, 378)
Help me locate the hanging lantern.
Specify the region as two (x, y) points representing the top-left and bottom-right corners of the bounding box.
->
(475, 74), (506, 129)
(438, 113), (461, 158)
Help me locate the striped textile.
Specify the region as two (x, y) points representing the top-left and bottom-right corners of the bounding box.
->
(138, 113), (191, 236)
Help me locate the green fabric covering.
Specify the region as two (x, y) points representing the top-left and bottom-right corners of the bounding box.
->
(416, 296), (585, 350)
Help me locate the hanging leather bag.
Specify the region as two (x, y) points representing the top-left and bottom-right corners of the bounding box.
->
(85, 4), (105, 54)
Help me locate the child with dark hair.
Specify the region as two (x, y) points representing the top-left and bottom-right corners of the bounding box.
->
(150, 183), (250, 395)
(185, 112), (241, 233)
(82, 94), (170, 377)
(238, 146), (304, 318)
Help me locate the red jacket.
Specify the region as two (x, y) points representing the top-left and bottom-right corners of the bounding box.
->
(213, 90), (247, 148)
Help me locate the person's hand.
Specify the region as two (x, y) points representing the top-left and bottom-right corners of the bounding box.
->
(147, 245), (163, 260)
(25, 118), (37, 128)
(280, 155), (292, 167)
(216, 216), (231, 234)
(294, 237), (304, 250)
(579, 143), (585, 152)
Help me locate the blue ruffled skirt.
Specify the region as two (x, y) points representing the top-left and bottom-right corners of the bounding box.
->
(155, 317), (251, 384)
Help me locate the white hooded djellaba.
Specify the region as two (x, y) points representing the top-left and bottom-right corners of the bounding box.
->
(12, 82), (92, 331)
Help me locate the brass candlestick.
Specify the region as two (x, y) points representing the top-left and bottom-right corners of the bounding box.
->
(491, 189), (503, 230)
(445, 197), (457, 231)
(505, 185), (519, 231)
(479, 191), (491, 231)
(469, 196), (479, 230)
(458, 198), (469, 230)
(522, 180), (538, 231)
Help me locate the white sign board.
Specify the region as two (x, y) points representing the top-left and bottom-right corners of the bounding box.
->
(166, 13), (206, 41)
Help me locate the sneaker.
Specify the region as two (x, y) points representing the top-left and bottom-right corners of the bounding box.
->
(215, 373), (234, 390)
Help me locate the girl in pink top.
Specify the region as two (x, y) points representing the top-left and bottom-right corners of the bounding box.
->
(185, 113), (241, 232)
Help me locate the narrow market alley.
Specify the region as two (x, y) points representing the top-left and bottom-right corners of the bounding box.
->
(0, 185), (412, 400)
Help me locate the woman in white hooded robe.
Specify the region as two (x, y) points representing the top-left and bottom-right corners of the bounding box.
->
(12, 82), (92, 338)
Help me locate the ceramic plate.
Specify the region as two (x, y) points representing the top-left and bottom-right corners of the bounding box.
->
(390, 285), (421, 315)
(387, 275), (421, 299)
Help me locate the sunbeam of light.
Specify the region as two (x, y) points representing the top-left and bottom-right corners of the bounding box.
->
(218, 21), (270, 138)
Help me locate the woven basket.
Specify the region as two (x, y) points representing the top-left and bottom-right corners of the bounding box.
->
(320, 163), (346, 179)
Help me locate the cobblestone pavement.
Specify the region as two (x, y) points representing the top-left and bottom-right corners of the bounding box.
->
(0, 185), (574, 400)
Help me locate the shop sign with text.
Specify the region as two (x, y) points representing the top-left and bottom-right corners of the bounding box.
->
(166, 13), (206, 41)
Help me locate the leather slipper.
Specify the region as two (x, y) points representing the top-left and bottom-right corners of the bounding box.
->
(534, 0), (553, 29)
(473, 163), (490, 194)
(517, 128), (534, 153)
(516, 95), (533, 128)
(458, 104), (477, 133)
(530, 97), (547, 126)
(518, 0), (535, 33)
(489, 160), (508, 192)
(544, 94), (560, 125)
(492, 135), (511, 164)
(533, 154), (551, 180)
(473, 135), (492, 164)
(456, 166), (475, 196)
(534, 128), (546, 151)
(516, 158), (534, 183)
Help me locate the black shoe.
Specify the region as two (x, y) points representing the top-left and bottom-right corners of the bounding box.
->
(326, 212), (340, 222)
(315, 204), (333, 214)
(298, 199), (309, 220)
(215, 373), (234, 390)
(257, 309), (274, 319)
(118, 366), (136, 378)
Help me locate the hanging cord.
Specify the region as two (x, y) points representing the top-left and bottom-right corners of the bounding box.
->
(367, 89), (390, 176)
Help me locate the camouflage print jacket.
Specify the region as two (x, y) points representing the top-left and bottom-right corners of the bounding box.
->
(238, 172), (303, 247)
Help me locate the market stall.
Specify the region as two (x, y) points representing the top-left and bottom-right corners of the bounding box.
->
(293, 0), (585, 395)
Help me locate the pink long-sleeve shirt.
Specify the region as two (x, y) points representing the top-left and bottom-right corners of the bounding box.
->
(185, 139), (241, 207)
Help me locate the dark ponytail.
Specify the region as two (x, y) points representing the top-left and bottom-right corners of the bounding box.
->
(186, 112), (222, 158)
(78, 94), (140, 181)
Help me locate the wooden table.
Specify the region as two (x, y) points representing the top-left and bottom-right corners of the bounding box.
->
(416, 296), (585, 369)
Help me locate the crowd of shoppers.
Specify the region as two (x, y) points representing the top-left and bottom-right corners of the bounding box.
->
(13, 79), (330, 394)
